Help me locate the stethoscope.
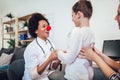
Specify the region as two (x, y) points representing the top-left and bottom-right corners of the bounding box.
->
(36, 25), (54, 57)
(35, 26), (62, 71)
(36, 38), (54, 57)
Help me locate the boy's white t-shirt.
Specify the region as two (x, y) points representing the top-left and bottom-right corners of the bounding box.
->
(58, 27), (95, 80)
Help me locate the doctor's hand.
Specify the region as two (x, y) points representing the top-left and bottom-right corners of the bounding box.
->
(48, 50), (58, 61)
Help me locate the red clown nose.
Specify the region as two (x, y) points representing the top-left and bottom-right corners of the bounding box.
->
(46, 26), (51, 31)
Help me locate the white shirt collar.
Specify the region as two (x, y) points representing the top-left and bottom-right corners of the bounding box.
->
(36, 37), (48, 45)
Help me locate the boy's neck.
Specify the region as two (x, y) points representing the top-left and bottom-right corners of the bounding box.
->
(79, 18), (90, 27)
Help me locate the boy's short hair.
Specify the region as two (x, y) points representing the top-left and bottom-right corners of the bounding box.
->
(72, 0), (93, 19)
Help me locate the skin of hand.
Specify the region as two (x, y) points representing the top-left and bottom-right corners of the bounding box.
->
(49, 50), (61, 70)
(80, 47), (98, 61)
(79, 46), (104, 60)
(50, 60), (61, 70)
(49, 49), (67, 70)
(93, 47), (120, 72)
(37, 50), (58, 75)
(78, 45), (103, 61)
(78, 42), (95, 60)
(79, 48), (115, 77)
(48, 49), (58, 61)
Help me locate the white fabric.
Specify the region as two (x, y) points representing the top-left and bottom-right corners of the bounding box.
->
(58, 27), (95, 80)
(0, 53), (13, 66)
(23, 37), (55, 80)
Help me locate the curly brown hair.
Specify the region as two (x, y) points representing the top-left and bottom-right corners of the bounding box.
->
(28, 13), (49, 38)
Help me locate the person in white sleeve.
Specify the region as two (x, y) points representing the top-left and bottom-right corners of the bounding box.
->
(23, 13), (66, 80)
(80, 2), (120, 80)
(57, 0), (95, 80)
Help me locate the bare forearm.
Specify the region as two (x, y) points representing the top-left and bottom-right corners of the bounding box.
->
(94, 55), (115, 78)
(99, 53), (120, 71)
(37, 58), (51, 75)
(37, 50), (58, 74)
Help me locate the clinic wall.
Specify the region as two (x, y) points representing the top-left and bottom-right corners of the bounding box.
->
(0, 0), (120, 51)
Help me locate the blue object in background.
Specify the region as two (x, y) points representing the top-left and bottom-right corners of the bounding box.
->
(0, 64), (9, 70)
(24, 34), (28, 40)
(20, 34), (28, 40)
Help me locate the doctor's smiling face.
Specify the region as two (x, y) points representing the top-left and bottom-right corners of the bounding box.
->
(115, 4), (120, 29)
(35, 20), (51, 41)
